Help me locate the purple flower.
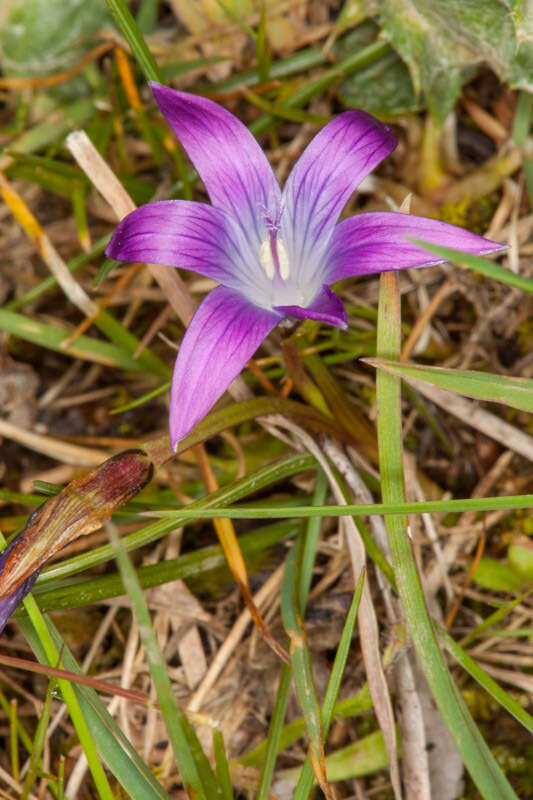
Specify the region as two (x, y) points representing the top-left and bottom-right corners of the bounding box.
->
(107, 83), (501, 449)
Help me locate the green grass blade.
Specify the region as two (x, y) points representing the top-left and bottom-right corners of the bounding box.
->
(255, 666), (291, 800)
(511, 91), (532, 146)
(240, 687), (373, 767)
(256, 473), (327, 800)
(293, 570), (365, 800)
(21, 679), (54, 800)
(440, 628), (533, 735)
(106, 0), (163, 83)
(17, 594), (115, 800)
(20, 616), (174, 800)
(409, 238), (533, 293)
(35, 454), (315, 583)
(144, 493), (533, 521)
(299, 470), (328, 613)
(366, 359), (533, 412)
(375, 272), (518, 800)
(6, 236), (110, 312)
(250, 41), (390, 137)
(213, 729), (234, 800)
(105, 0), (191, 197)
(0, 308), (160, 372)
(281, 543), (329, 794)
(283, 729), (389, 786)
(29, 521), (302, 613)
(109, 523), (221, 800)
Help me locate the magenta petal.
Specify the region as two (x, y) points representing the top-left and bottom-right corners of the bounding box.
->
(170, 287), (280, 446)
(275, 286), (348, 330)
(106, 200), (236, 283)
(281, 112), (397, 275)
(326, 212), (504, 282)
(0, 539), (40, 633)
(150, 83), (280, 238)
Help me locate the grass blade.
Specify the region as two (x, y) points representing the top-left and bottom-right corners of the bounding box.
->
(409, 238), (533, 293)
(256, 472), (327, 800)
(293, 570), (365, 800)
(365, 358), (533, 412)
(440, 627), (533, 735)
(108, 522), (221, 800)
(375, 271), (519, 799)
(213, 729), (234, 800)
(20, 616), (174, 800)
(16, 592), (115, 800)
(281, 541), (334, 797)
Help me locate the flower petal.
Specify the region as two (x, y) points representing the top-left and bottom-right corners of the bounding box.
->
(281, 112), (397, 282)
(106, 200), (236, 284)
(150, 83), (280, 241)
(170, 286), (280, 447)
(274, 286), (348, 330)
(0, 539), (40, 633)
(326, 212), (504, 282)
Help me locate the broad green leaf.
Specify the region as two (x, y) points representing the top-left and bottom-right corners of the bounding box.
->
(340, 50), (421, 118)
(368, 0), (533, 123)
(507, 539), (533, 582)
(0, 0), (111, 77)
(280, 729), (389, 787)
(365, 359), (533, 413)
(473, 558), (525, 593)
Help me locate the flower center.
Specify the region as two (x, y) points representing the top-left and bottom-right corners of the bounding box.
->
(259, 232), (290, 281)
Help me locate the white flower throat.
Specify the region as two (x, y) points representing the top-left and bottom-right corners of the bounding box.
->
(259, 232), (290, 281)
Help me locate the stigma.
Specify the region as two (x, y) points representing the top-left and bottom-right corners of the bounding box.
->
(259, 234), (290, 281)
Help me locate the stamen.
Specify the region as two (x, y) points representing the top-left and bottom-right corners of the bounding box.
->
(259, 225), (290, 282)
(259, 238), (276, 279)
(277, 239), (290, 280)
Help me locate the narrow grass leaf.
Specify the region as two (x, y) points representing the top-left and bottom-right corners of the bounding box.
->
(250, 41), (390, 136)
(20, 615), (174, 800)
(293, 570), (365, 800)
(256, 473), (326, 800)
(9, 699), (19, 782)
(213, 730), (234, 800)
(21, 679), (55, 800)
(255, 666), (292, 800)
(31, 521), (302, 612)
(104, 0), (190, 195)
(0, 309), (158, 371)
(366, 358), (533, 412)
(145, 493), (533, 520)
(281, 544), (331, 798)
(299, 471), (327, 611)
(440, 627), (533, 735)
(105, 0), (163, 82)
(0, 689), (32, 754)
(17, 593), (115, 800)
(36, 454), (316, 583)
(408, 238), (533, 293)
(376, 272), (518, 800)
(6, 235), (110, 312)
(240, 686), (373, 767)
(108, 523), (221, 800)
(511, 91), (533, 146)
